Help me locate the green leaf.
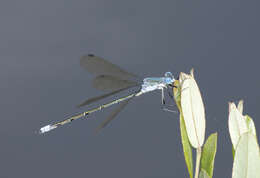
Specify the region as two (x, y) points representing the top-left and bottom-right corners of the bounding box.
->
(199, 169), (210, 178)
(244, 115), (256, 136)
(173, 80), (193, 178)
(200, 133), (218, 178)
(173, 80), (181, 111)
(232, 132), (260, 178)
(180, 113), (194, 178)
(232, 146), (235, 159)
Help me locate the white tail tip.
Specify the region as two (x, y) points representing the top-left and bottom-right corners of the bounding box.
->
(39, 125), (57, 134)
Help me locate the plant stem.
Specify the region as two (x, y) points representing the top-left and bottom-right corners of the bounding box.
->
(195, 147), (202, 178)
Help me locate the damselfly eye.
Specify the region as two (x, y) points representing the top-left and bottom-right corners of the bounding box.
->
(164, 72), (173, 78)
(165, 78), (173, 84)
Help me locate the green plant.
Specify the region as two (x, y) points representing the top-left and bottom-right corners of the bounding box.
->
(173, 69), (259, 178)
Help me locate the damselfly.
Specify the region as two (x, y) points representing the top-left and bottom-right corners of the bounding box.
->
(39, 54), (175, 134)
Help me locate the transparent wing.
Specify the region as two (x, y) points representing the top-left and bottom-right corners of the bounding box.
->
(80, 54), (138, 80)
(77, 86), (135, 108)
(95, 98), (132, 133)
(92, 75), (139, 91)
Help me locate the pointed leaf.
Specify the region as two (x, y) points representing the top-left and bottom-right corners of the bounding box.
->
(232, 132), (260, 178)
(200, 133), (218, 178)
(180, 71), (206, 148)
(228, 102), (248, 149)
(237, 100), (243, 114)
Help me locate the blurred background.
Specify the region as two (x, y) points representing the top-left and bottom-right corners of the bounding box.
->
(1, 0), (259, 177)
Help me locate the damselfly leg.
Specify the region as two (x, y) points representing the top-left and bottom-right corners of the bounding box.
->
(161, 86), (178, 114)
